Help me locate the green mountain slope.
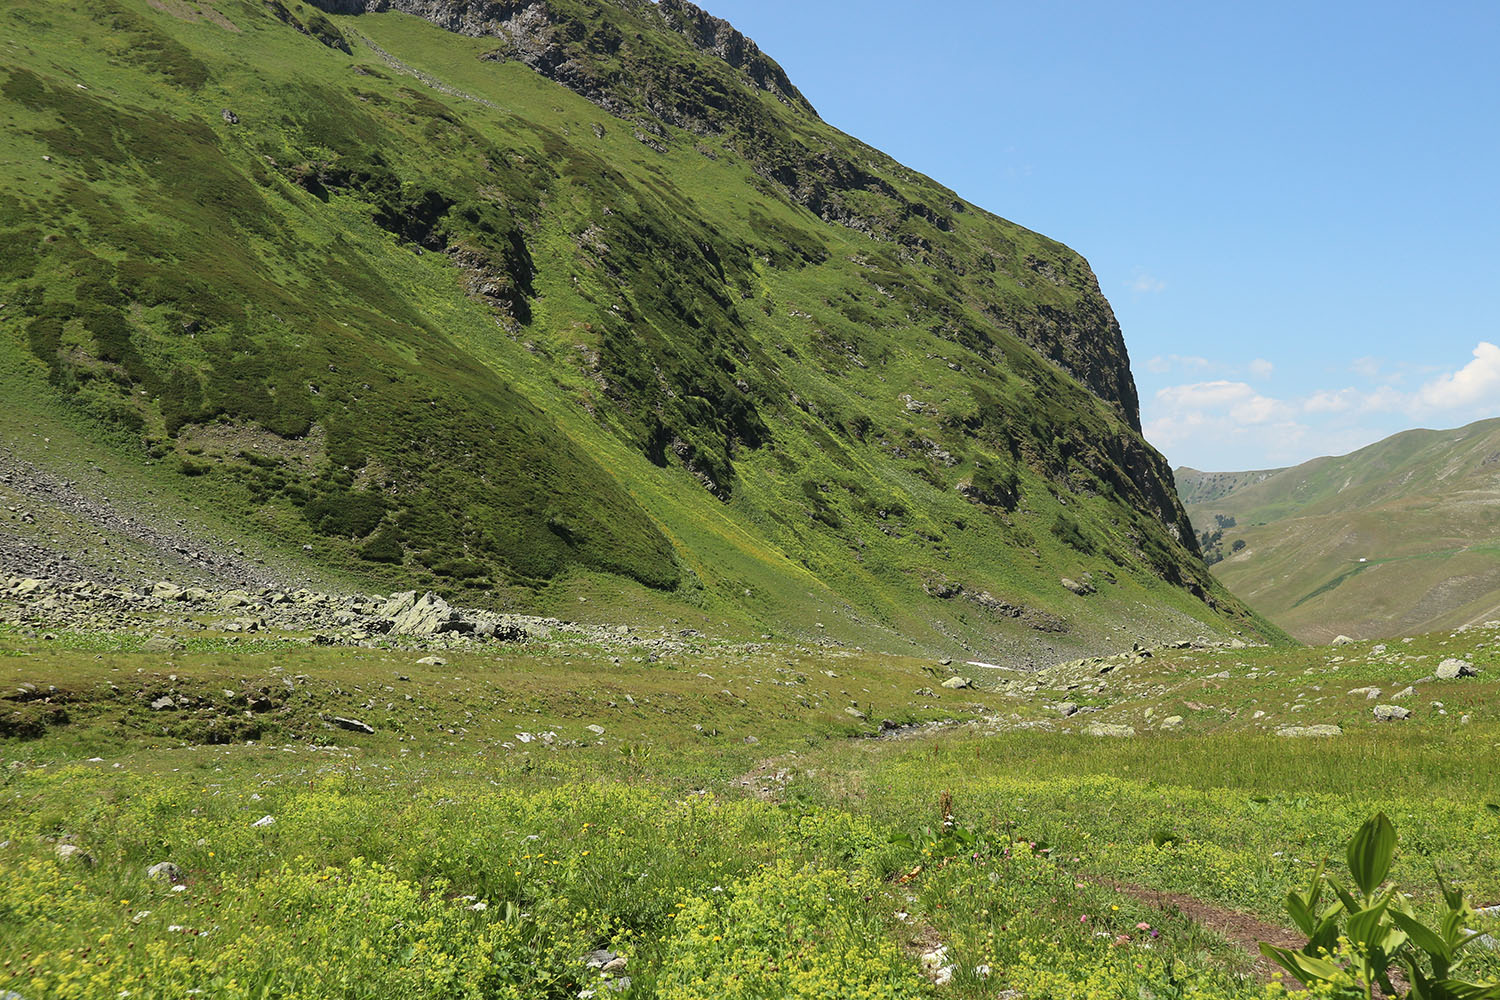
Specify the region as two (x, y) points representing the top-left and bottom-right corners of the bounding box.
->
(1178, 417), (1500, 642)
(0, 0), (1268, 657)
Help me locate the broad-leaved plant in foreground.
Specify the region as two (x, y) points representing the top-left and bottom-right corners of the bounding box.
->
(1261, 812), (1499, 1000)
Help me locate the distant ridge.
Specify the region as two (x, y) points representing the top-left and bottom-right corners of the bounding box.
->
(1177, 417), (1500, 642)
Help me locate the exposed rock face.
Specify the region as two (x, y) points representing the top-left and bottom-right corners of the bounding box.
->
(306, 0), (1147, 429)
(310, 0), (813, 113)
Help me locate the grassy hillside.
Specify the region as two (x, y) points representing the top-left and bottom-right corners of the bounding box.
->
(0, 0), (1267, 655)
(3, 589), (1498, 998)
(1178, 417), (1500, 642)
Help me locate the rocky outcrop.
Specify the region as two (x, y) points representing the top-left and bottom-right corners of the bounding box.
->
(310, 0), (812, 113)
(305, 0), (1145, 428)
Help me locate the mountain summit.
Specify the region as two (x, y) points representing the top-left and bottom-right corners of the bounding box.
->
(0, 0), (1267, 655)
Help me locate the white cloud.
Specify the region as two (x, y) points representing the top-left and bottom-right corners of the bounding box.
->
(1142, 341), (1500, 470)
(1154, 380), (1289, 425)
(1304, 388), (1356, 413)
(1128, 270), (1166, 294)
(1415, 341), (1500, 410)
(1248, 358), (1274, 379)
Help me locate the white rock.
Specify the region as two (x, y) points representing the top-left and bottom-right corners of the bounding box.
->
(1437, 658), (1476, 680)
(1084, 723), (1136, 738)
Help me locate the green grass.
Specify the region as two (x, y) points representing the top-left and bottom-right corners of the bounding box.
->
(0, 0), (1263, 656)
(3, 615), (1499, 998)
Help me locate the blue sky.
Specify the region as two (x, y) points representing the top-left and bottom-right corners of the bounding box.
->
(705, 0), (1500, 471)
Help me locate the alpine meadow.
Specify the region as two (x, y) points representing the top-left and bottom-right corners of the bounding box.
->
(2, 3), (1498, 999)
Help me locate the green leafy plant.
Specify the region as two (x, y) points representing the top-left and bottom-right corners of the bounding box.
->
(1261, 812), (1500, 999)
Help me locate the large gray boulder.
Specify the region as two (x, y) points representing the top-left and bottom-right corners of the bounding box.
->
(1436, 658), (1477, 680)
(1084, 722), (1135, 738)
(1373, 704), (1411, 722)
(385, 591), (469, 635)
(1277, 724), (1343, 737)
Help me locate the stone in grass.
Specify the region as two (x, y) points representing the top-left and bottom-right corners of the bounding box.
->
(150, 696), (176, 711)
(1373, 704), (1411, 722)
(1056, 702), (1080, 717)
(1085, 722), (1135, 738)
(143, 636), (185, 653)
(1277, 724), (1343, 738)
(147, 861), (182, 882)
(333, 716), (375, 734)
(55, 843), (96, 866)
(583, 950), (627, 973)
(251, 815), (275, 828)
(1331, 635), (1356, 646)
(844, 706), (868, 720)
(1349, 687), (1381, 699)
(939, 676), (973, 690)
(1436, 658), (1477, 680)
(416, 655), (447, 667)
(585, 724), (605, 736)
(1160, 715), (1184, 730)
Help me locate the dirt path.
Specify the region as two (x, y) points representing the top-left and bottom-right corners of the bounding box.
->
(1106, 879), (1303, 982)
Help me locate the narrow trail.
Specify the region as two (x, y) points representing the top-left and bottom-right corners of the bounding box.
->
(1105, 879), (1303, 983)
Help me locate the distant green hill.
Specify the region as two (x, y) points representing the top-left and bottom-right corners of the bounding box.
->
(1177, 417), (1500, 642)
(0, 0), (1271, 657)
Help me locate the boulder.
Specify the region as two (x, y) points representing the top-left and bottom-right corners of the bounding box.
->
(55, 843), (95, 866)
(939, 676), (973, 690)
(1277, 724), (1343, 738)
(1373, 704), (1410, 722)
(1084, 723), (1135, 738)
(1331, 635), (1356, 646)
(1056, 702), (1079, 717)
(143, 636), (184, 653)
(1348, 687), (1381, 699)
(147, 861), (182, 882)
(1436, 658), (1477, 679)
(1061, 577), (1095, 596)
(844, 706), (868, 720)
(416, 656), (447, 666)
(333, 716), (375, 734)
(387, 592), (469, 635)
(150, 696), (176, 711)
(1160, 715), (1184, 730)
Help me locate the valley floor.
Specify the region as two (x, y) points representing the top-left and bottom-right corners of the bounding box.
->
(2, 583), (1499, 999)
